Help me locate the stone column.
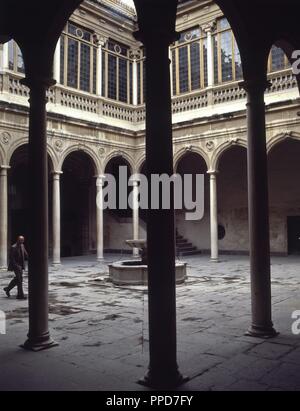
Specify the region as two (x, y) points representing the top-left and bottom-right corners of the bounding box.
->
(132, 58), (138, 106)
(0, 166), (10, 271)
(208, 170), (218, 261)
(52, 171), (62, 266)
(95, 36), (107, 97)
(202, 21), (216, 88)
(240, 79), (278, 338)
(96, 175), (105, 260)
(21, 75), (57, 351)
(132, 178), (140, 256)
(53, 38), (61, 83)
(134, 0), (186, 389)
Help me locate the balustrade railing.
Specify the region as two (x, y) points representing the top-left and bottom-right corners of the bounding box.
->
(1, 68), (298, 126)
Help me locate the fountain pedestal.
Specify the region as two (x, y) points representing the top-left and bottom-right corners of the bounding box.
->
(108, 240), (187, 286)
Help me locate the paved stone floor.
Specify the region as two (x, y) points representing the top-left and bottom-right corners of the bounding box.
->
(0, 254), (300, 391)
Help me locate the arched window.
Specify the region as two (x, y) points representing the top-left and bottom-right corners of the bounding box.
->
(213, 18), (242, 84)
(171, 27), (208, 95)
(8, 40), (25, 74)
(268, 45), (290, 72)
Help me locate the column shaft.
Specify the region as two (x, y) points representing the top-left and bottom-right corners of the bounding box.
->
(97, 45), (102, 96)
(52, 171), (61, 265)
(209, 171), (218, 261)
(96, 176), (104, 260)
(243, 80), (278, 338)
(132, 180), (139, 256)
(0, 166), (9, 270)
(22, 77), (57, 351)
(141, 38), (184, 387)
(206, 30), (214, 87)
(133, 59), (138, 105)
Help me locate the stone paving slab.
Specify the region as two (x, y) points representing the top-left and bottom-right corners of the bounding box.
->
(0, 254), (300, 391)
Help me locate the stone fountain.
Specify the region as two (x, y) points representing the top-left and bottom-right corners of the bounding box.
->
(108, 239), (187, 286)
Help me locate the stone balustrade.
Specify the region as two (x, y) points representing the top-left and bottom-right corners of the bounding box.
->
(1, 67), (298, 126)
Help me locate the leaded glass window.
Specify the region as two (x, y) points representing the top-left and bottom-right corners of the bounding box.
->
(171, 27), (207, 95)
(60, 22), (97, 93)
(213, 18), (243, 84)
(7, 40), (25, 74)
(102, 39), (133, 104)
(269, 45), (290, 72)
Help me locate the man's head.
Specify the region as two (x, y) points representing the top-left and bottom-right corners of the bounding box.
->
(17, 236), (25, 245)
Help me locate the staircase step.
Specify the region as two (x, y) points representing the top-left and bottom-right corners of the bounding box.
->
(178, 250), (202, 257)
(176, 231), (200, 257)
(177, 246), (197, 252)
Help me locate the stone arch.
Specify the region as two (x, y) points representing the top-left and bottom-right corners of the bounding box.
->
(59, 144), (100, 175)
(136, 155), (146, 174)
(211, 139), (247, 172)
(267, 131), (300, 155)
(8, 139), (55, 171)
(174, 146), (209, 172)
(103, 150), (134, 175)
(0, 143), (5, 166)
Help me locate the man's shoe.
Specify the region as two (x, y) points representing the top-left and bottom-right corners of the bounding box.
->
(17, 295), (27, 300)
(3, 287), (10, 298)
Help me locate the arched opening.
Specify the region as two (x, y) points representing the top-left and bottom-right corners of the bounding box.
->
(8, 145), (53, 253)
(217, 145), (248, 254)
(176, 152), (208, 255)
(61, 151), (96, 257)
(268, 139), (300, 255)
(103, 156), (133, 253)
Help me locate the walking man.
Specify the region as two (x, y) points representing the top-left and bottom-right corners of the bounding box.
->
(4, 236), (28, 300)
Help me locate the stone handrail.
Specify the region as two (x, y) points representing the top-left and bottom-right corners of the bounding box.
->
(1, 67), (298, 125)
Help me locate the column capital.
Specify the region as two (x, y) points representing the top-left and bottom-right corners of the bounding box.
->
(21, 77), (56, 90)
(95, 175), (106, 186)
(201, 20), (217, 34)
(93, 34), (108, 48)
(239, 79), (271, 94)
(207, 170), (219, 176)
(52, 170), (63, 177)
(129, 47), (142, 60)
(133, 0), (179, 46)
(0, 165), (11, 170)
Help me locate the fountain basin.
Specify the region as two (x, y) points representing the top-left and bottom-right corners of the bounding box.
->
(108, 260), (187, 286)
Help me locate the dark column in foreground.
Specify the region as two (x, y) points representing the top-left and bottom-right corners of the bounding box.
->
(135, 0), (187, 388)
(21, 76), (58, 351)
(241, 79), (278, 338)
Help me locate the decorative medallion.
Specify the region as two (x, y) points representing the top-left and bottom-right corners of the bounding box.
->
(54, 139), (64, 152)
(114, 44), (122, 54)
(206, 140), (215, 151)
(99, 147), (106, 158)
(76, 28), (84, 39)
(1, 132), (11, 145)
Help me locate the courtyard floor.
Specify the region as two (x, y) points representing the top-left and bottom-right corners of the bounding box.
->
(0, 254), (300, 391)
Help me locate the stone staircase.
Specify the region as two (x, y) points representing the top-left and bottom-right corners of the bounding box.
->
(176, 230), (202, 257)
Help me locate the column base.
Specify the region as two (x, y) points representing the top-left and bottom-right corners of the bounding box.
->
(97, 256), (104, 261)
(0, 267), (8, 272)
(245, 324), (279, 339)
(210, 257), (219, 263)
(52, 262), (61, 267)
(138, 369), (189, 389)
(21, 336), (59, 352)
